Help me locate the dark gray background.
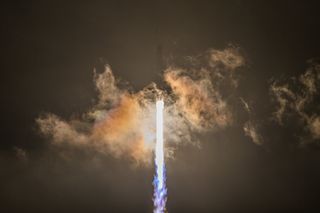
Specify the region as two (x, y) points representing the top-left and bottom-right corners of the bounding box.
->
(1, 1), (320, 212)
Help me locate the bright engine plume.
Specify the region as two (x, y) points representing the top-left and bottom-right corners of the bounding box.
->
(153, 99), (167, 213)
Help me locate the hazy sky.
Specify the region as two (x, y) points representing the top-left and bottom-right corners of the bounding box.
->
(1, 1), (320, 212)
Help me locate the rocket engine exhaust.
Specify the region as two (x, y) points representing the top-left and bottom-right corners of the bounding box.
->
(153, 99), (167, 213)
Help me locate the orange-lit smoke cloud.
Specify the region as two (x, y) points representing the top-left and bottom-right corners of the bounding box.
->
(270, 60), (320, 143)
(37, 47), (245, 165)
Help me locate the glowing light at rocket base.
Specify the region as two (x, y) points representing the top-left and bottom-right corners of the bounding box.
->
(153, 99), (167, 213)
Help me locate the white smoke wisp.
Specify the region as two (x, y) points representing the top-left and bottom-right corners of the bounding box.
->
(240, 98), (263, 145)
(243, 121), (263, 145)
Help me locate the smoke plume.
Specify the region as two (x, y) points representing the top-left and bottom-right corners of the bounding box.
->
(37, 46), (245, 164)
(270, 60), (320, 143)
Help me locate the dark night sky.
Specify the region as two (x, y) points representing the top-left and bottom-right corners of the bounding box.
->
(1, 1), (320, 212)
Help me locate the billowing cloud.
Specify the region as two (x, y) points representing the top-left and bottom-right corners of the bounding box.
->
(208, 47), (245, 70)
(37, 47), (245, 165)
(37, 84), (156, 165)
(270, 60), (320, 142)
(309, 116), (320, 139)
(164, 68), (231, 130)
